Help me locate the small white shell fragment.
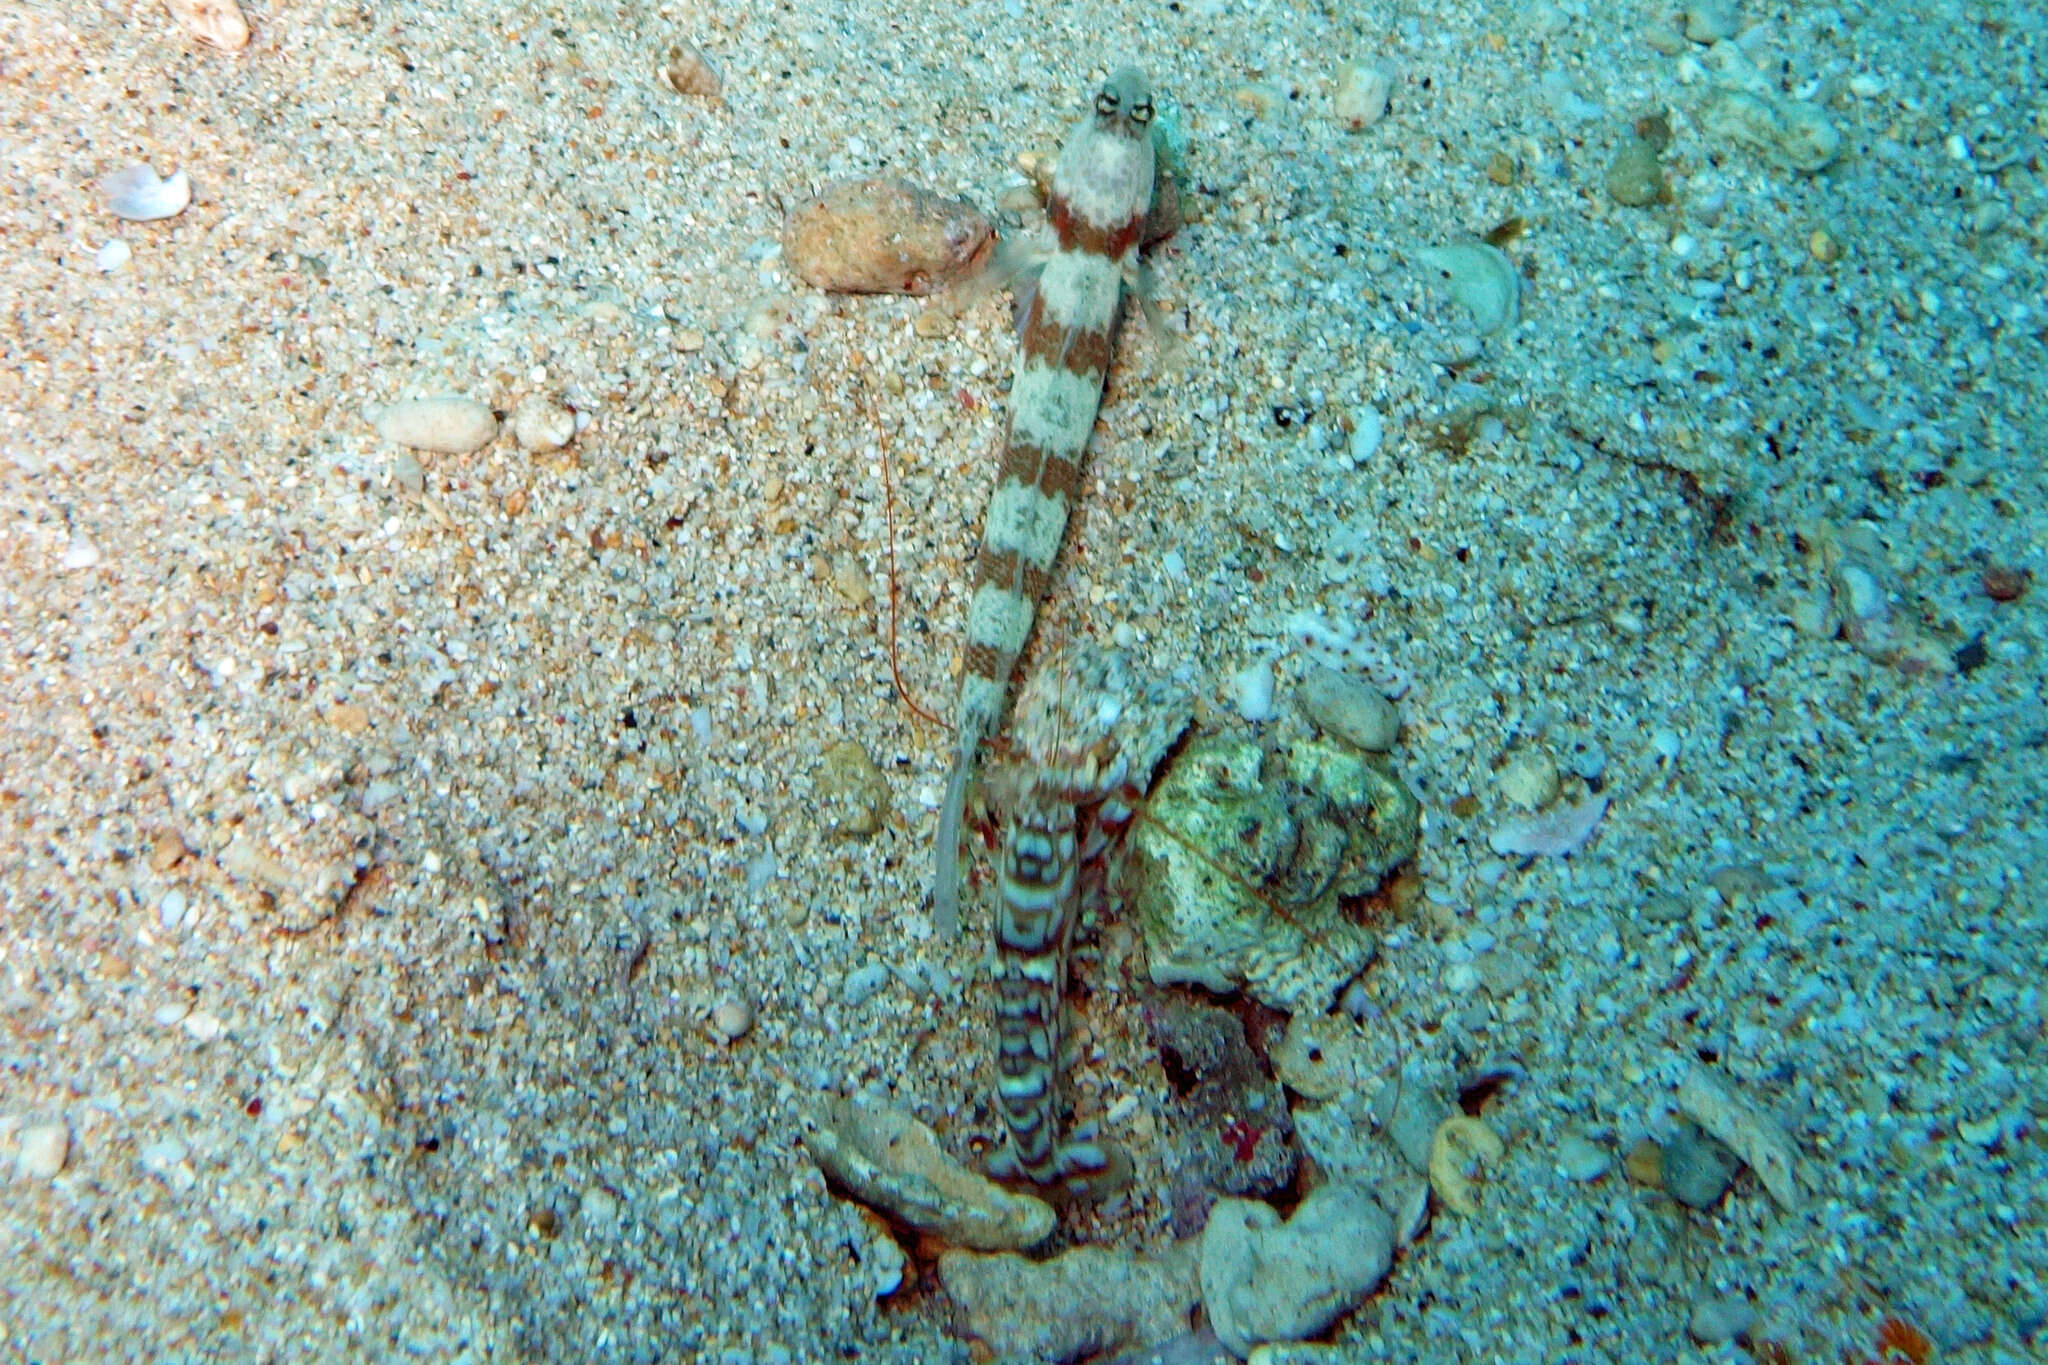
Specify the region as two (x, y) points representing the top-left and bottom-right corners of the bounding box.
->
(1231, 658), (1277, 723)
(1333, 61), (1394, 132)
(101, 165), (192, 222)
(510, 395), (577, 452)
(163, 0), (250, 51)
(1676, 1065), (1801, 1211)
(96, 239), (132, 272)
(61, 535), (102, 571)
(1418, 243), (1519, 335)
(16, 1122), (70, 1180)
(368, 397), (499, 454)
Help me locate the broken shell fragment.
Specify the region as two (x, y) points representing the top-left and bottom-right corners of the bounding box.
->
(1417, 241), (1520, 335)
(102, 165), (192, 222)
(163, 0), (250, 51)
(661, 41), (722, 100)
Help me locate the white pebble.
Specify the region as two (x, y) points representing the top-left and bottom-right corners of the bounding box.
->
(710, 997), (754, 1041)
(1231, 658), (1277, 723)
(96, 239), (132, 272)
(16, 1122), (69, 1179)
(158, 889), (189, 929)
(101, 164), (191, 222)
(1347, 406), (1385, 464)
(510, 395), (577, 452)
(182, 1011), (223, 1042)
(368, 397), (499, 455)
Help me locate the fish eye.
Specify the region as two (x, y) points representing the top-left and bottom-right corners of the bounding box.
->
(1095, 90), (1119, 116)
(1130, 99), (1154, 124)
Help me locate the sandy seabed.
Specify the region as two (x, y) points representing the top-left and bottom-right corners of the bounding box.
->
(2, 0), (2043, 1360)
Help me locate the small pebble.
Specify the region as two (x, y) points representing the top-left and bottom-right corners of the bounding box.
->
(711, 997), (753, 1042)
(1297, 664), (1399, 752)
(815, 739), (890, 838)
(842, 962), (891, 1007)
(1347, 406), (1384, 464)
(1605, 134), (1666, 206)
(1661, 1120), (1740, 1209)
(1981, 563), (2030, 602)
(1332, 61), (1394, 132)
(1495, 751), (1560, 810)
(96, 239), (132, 272)
(1555, 1132), (1612, 1182)
(16, 1122), (70, 1179)
(509, 395), (576, 452)
(1689, 1295), (1758, 1344)
(661, 41), (722, 100)
(1684, 0), (1740, 43)
(369, 397), (499, 455)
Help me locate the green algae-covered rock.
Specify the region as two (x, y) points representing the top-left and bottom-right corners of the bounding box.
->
(1130, 735), (1419, 1012)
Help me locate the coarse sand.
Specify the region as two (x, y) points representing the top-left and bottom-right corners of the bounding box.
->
(2, 0), (2043, 1360)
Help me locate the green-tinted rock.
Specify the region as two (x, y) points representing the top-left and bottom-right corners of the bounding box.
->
(1606, 135), (1666, 207)
(1130, 735), (1419, 1011)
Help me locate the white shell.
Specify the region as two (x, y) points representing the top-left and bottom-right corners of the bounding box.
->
(1417, 242), (1520, 335)
(102, 165), (192, 222)
(96, 239), (132, 272)
(163, 0), (250, 51)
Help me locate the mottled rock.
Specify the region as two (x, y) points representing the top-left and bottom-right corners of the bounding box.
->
(1132, 736), (1417, 1012)
(814, 739), (890, 838)
(1146, 996), (1297, 1198)
(1494, 750), (1560, 810)
(799, 1097), (1052, 1251)
(1662, 1119), (1740, 1210)
(782, 178), (993, 296)
(1297, 664), (1399, 753)
(1199, 1180), (1393, 1358)
(509, 395), (576, 452)
(1605, 134), (1666, 206)
(940, 1240), (1200, 1362)
(1271, 1010), (1377, 1102)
